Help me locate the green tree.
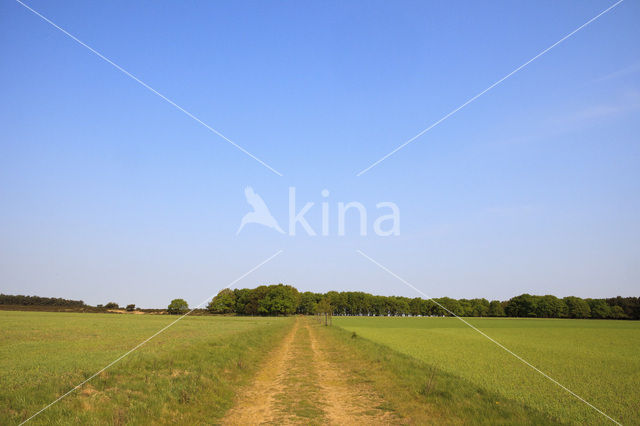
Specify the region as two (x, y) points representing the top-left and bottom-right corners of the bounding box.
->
(247, 285), (269, 315)
(315, 297), (333, 326)
(487, 300), (505, 317)
(258, 284), (300, 316)
(388, 296), (410, 316)
(610, 305), (628, 319)
(233, 288), (252, 314)
(325, 291), (347, 315)
(469, 299), (490, 317)
(370, 296), (386, 316)
(409, 298), (423, 316)
(208, 289), (236, 314)
(298, 291), (320, 315)
(504, 294), (538, 317)
(125, 304), (135, 312)
(588, 299), (612, 319)
(457, 299), (472, 316)
(535, 295), (567, 318)
(421, 299), (438, 316)
(167, 298), (189, 315)
(345, 292), (370, 316)
(436, 297), (461, 316)
(606, 296), (640, 319)
(316, 298), (332, 314)
(563, 296), (591, 319)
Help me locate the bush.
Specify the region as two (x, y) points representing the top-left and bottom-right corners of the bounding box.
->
(126, 304), (135, 312)
(104, 302), (119, 309)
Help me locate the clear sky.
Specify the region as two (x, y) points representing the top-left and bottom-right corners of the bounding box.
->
(1, 0), (639, 308)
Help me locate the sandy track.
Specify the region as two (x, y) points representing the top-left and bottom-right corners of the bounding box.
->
(222, 318), (395, 425)
(221, 319), (300, 424)
(306, 324), (396, 425)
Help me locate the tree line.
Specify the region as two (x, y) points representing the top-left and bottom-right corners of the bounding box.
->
(0, 293), (86, 307)
(2, 289), (638, 319)
(207, 286), (640, 320)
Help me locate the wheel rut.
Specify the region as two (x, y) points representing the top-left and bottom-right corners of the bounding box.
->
(222, 318), (396, 425)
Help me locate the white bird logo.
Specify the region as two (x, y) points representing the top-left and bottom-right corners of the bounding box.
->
(237, 186), (284, 235)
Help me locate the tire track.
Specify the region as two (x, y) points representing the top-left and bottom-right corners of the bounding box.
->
(222, 320), (299, 424)
(223, 318), (396, 425)
(306, 323), (397, 425)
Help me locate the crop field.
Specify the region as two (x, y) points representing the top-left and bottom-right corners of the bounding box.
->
(2, 311), (639, 425)
(334, 316), (640, 425)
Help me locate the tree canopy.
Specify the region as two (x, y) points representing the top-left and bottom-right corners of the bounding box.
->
(205, 287), (639, 319)
(209, 284), (299, 316)
(167, 298), (189, 315)
(207, 289), (236, 314)
(0, 294), (85, 307)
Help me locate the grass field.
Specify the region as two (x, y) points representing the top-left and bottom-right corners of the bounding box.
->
(0, 311), (292, 424)
(334, 316), (640, 425)
(2, 311), (638, 425)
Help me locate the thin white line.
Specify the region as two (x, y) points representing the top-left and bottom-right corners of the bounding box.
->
(19, 250), (283, 425)
(355, 249), (621, 425)
(13, 0), (283, 177)
(356, 0), (625, 176)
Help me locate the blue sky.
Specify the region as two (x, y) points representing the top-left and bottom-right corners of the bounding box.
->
(1, 0), (639, 307)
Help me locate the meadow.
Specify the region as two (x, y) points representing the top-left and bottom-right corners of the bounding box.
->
(334, 316), (640, 425)
(2, 311), (638, 425)
(0, 311), (292, 424)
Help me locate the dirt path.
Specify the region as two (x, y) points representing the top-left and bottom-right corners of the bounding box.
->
(221, 319), (300, 424)
(222, 317), (396, 425)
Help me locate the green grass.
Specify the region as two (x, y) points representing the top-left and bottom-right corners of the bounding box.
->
(333, 316), (640, 425)
(4, 312), (638, 425)
(0, 310), (293, 424)
(274, 325), (325, 422)
(316, 320), (558, 424)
